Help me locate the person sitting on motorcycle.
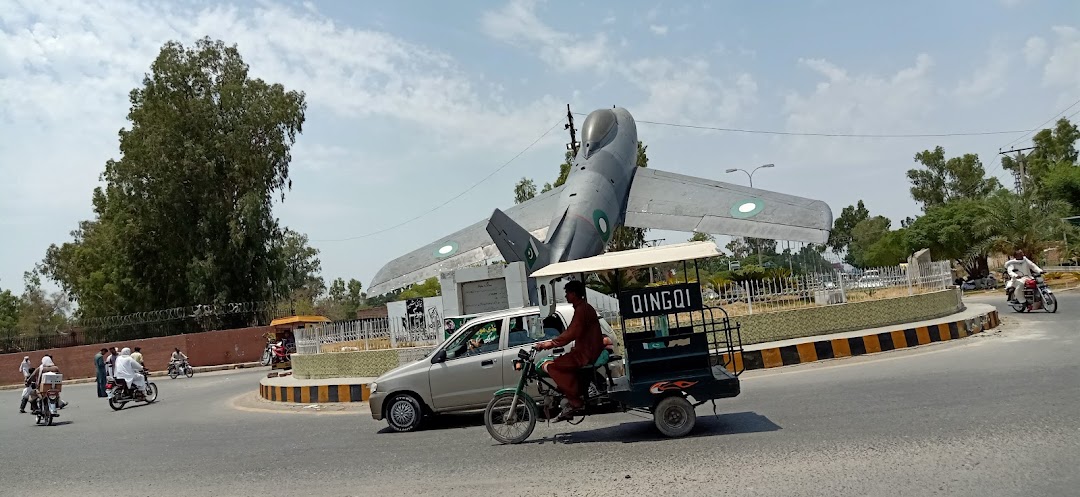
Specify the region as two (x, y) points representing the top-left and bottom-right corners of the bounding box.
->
(1005, 249), (1044, 303)
(113, 348), (147, 397)
(534, 280), (606, 421)
(28, 355), (66, 414)
(169, 348), (189, 369)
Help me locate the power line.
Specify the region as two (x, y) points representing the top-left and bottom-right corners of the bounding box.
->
(313, 116), (565, 243)
(571, 112), (1033, 138)
(1000, 96), (1080, 150)
(988, 95), (1080, 181)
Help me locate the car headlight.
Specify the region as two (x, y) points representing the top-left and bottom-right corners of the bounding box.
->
(369, 382), (378, 393)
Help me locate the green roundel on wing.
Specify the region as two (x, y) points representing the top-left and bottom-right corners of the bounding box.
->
(730, 199), (765, 218)
(593, 209), (611, 242)
(434, 241), (459, 258)
(525, 240), (538, 268)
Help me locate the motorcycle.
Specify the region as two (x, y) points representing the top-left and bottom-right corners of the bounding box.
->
(106, 371), (158, 410)
(34, 372), (64, 426)
(167, 360), (194, 379)
(1010, 273), (1058, 313)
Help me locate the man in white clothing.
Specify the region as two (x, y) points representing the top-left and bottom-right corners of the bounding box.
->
(113, 348), (147, 396)
(1005, 249), (1044, 303)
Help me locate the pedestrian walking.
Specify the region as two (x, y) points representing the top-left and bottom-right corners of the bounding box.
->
(94, 348), (108, 397)
(19, 356), (31, 379)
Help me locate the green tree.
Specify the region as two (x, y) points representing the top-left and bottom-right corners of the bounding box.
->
(862, 230), (909, 267)
(1002, 118), (1079, 192)
(1043, 165), (1080, 214)
(907, 146), (1001, 211)
(975, 190), (1074, 263)
(41, 37), (308, 319)
(827, 200), (870, 253)
(16, 269), (71, 336)
(904, 199), (991, 276)
(0, 280), (19, 343)
(688, 232), (715, 242)
(514, 177), (537, 203)
(846, 216), (892, 268)
(398, 277), (442, 299)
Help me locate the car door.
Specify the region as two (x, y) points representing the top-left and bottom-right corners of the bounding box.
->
(428, 317), (506, 410)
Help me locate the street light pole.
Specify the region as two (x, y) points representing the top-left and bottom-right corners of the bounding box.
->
(726, 163), (774, 188)
(726, 164), (775, 265)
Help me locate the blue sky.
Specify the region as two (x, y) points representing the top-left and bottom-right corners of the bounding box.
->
(2, 0), (1078, 298)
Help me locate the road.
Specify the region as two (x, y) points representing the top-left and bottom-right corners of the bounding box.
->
(1, 292), (1077, 496)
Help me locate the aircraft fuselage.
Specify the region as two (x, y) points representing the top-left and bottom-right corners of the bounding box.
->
(542, 107), (639, 264)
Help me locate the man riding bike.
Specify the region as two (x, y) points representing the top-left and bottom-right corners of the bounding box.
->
(534, 280), (605, 421)
(1005, 249), (1044, 304)
(113, 348), (148, 397)
(169, 348), (189, 369)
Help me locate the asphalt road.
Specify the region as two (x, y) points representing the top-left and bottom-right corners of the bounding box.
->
(1, 292), (1076, 497)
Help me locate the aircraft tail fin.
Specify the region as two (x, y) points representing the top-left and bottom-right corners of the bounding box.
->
(486, 208), (550, 274)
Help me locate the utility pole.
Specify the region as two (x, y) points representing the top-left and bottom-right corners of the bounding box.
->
(1000, 146), (1034, 195)
(565, 104), (579, 157)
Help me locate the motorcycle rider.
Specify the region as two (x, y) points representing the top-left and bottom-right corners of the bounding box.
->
(1005, 249), (1044, 303)
(169, 348), (189, 370)
(113, 347), (148, 397)
(28, 355), (66, 414)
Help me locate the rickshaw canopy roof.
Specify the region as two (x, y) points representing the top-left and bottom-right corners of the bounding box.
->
(529, 241), (723, 278)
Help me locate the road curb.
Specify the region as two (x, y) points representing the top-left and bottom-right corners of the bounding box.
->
(720, 308), (1001, 372)
(259, 377), (371, 403)
(0, 362), (264, 391)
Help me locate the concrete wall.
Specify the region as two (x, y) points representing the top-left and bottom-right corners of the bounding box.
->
(291, 346), (436, 379)
(0, 326), (270, 386)
(734, 288), (964, 345)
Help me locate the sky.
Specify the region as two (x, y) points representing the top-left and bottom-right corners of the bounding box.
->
(1, 0), (1079, 299)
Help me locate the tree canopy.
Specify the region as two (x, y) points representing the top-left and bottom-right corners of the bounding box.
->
(40, 37), (313, 321)
(907, 146), (1001, 211)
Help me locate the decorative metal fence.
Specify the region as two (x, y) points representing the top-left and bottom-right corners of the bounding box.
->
(703, 260), (952, 316)
(293, 261), (953, 355)
(294, 316), (441, 355)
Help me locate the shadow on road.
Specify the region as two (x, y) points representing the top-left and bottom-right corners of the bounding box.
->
(377, 411), (486, 434)
(523, 411), (781, 445)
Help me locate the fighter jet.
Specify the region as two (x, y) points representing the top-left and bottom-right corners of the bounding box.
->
(367, 107), (833, 296)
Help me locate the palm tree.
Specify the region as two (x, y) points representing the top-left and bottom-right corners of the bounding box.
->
(974, 190), (1073, 262)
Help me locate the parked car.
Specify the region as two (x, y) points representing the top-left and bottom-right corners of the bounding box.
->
(369, 303), (621, 432)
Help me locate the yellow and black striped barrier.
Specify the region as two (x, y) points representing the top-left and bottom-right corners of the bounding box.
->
(721, 309), (1000, 372)
(259, 382), (371, 403)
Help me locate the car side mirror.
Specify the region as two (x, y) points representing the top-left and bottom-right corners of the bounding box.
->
(430, 349), (447, 364)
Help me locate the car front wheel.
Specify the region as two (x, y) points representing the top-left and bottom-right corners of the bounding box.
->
(385, 394), (424, 432)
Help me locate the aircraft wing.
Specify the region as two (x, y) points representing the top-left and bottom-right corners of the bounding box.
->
(623, 168), (833, 244)
(367, 185), (565, 296)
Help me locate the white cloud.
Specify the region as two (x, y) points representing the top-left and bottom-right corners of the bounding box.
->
(620, 57), (757, 125)
(649, 25), (669, 36)
(1041, 26), (1080, 89)
(785, 54), (936, 136)
(953, 49), (1011, 102)
(480, 0), (756, 127)
(479, 0), (613, 72)
(1024, 36), (1048, 64)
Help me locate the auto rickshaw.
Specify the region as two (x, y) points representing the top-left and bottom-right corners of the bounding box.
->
(483, 241), (745, 444)
(265, 315), (330, 369)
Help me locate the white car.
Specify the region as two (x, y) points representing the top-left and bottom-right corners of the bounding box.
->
(369, 303), (620, 432)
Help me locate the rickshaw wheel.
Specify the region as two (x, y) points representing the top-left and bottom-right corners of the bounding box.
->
(653, 395), (696, 438)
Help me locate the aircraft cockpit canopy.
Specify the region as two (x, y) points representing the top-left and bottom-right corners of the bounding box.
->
(580, 108), (618, 159)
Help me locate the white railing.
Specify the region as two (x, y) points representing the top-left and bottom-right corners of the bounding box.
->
(699, 260), (952, 315)
(294, 316), (440, 355)
(296, 261), (952, 353)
